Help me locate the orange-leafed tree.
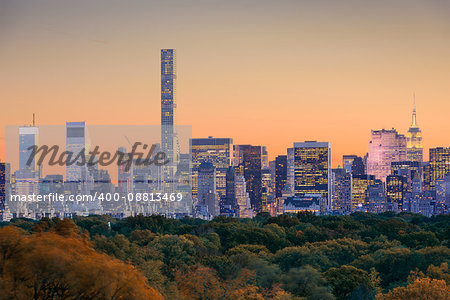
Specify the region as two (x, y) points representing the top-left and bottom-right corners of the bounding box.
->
(376, 277), (450, 300)
(175, 264), (224, 299)
(0, 221), (163, 300)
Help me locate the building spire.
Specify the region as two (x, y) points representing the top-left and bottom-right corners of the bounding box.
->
(411, 93), (417, 127)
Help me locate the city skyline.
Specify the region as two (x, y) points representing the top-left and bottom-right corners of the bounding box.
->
(1, 3), (449, 299)
(1, 0), (450, 166)
(1, 47), (449, 219)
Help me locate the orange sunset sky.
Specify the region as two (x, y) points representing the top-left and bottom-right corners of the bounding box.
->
(1, 0), (449, 167)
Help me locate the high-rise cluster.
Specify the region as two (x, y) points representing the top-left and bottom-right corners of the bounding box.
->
(2, 53), (449, 221)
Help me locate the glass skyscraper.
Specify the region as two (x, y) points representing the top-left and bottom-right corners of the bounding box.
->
(293, 141), (331, 213)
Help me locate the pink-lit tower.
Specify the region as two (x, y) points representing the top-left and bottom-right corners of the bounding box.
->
(366, 129), (407, 182)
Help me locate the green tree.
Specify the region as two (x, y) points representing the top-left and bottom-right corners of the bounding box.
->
(324, 265), (373, 299)
(282, 265), (334, 299)
(399, 231), (440, 248)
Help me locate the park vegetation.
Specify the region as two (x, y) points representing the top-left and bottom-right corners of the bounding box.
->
(0, 211), (449, 299)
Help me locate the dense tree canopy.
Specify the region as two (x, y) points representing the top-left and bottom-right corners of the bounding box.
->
(0, 212), (449, 299)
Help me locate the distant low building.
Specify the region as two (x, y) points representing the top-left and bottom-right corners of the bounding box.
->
(284, 194), (322, 215)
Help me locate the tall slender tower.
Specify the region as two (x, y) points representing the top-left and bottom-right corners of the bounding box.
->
(406, 94), (423, 162)
(161, 49), (179, 169)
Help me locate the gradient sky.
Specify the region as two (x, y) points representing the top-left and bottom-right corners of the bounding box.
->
(1, 0), (449, 166)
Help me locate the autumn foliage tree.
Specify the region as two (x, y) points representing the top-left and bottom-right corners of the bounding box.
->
(376, 277), (450, 300)
(0, 221), (162, 300)
(1, 212), (449, 299)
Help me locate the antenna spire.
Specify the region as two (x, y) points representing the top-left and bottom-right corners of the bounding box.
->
(411, 93), (417, 127)
(33, 113), (35, 127)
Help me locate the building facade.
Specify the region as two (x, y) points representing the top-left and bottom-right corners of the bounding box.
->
(351, 174), (375, 211)
(429, 147), (450, 191)
(0, 163), (10, 221)
(366, 129), (407, 182)
(191, 137), (233, 210)
(406, 100), (423, 162)
(16, 126), (40, 196)
(196, 162), (219, 219)
(332, 168), (352, 215)
(275, 155), (287, 198)
(293, 141), (331, 213)
(161, 49), (179, 179)
(386, 175), (408, 212)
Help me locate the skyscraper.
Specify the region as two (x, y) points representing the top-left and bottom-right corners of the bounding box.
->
(233, 145), (262, 211)
(117, 147), (131, 197)
(332, 168), (352, 215)
(343, 155), (365, 175)
(261, 168), (273, 210)
(429, 147), (450, 191)
(66, 122), (89, 182)
(386, 175), (408, 212)
(234, 172), (253, 218)
(225, 166), (237, 214)
(342, 155), (357, 173)
(191, 137), (233, 210)
(293, 141), (331, 213)
(16, 126), (40, 196)
(0, 162), (10, 221)
(366, 180), (386, 213)
(40, 174), (64, 215)
(275, 155), (287, 198)
(261, 146), (269, 170)
(351, 174), (375, 211)
(406, 96), (423, 162)
(196, 162), (219, 219)
(242, 146), (262, 213)
(65, 122), (92, 198)
(391, 161), (422, 193)
(352, 157), (365, 175)
(233, 145), (250, 167)
(19, 127), (39, 174)
(435, 173), (450, 215)
(161, 49), (179, 169)
(422, 162), (432, 192)
(366, 129), (407, 182)
(286, 147), (295, 196)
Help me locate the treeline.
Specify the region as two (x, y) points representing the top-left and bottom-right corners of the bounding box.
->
(1, 212), (449, 299)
